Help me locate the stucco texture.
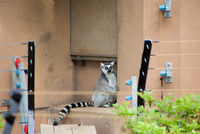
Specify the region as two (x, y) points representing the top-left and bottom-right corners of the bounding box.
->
(144, 0), (200, 98)
(0, 0), (200, 134)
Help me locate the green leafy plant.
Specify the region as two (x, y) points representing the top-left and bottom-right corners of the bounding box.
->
(0, 114), (4, 133)
(112, 92), (200, 134)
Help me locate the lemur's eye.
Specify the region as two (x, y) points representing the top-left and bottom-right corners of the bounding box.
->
(105, 67), (108, 70)
(110, 66), (112, 69)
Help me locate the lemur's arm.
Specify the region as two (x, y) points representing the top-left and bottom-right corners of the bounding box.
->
(104, 85), (119, 95)
(116, 85), (120, 91)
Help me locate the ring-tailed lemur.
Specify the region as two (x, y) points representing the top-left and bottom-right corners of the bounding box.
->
(53, 61), (120, 126)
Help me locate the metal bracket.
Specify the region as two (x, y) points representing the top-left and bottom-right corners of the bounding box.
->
(165, 0), (171, 17)
(159, 0), (171, 17)
(1, 99), (12, 107)
(166, 63), (172, 83)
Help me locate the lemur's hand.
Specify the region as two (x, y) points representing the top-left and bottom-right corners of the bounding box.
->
(116, 86), (120, 91)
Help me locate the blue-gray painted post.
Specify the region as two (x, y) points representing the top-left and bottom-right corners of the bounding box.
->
(131, 76), (137, 111)
(18, 62), (28, 134)
(12, 58), (28, 134)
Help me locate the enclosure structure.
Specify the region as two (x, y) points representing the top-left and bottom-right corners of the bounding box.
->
(0, 0), (200, 134)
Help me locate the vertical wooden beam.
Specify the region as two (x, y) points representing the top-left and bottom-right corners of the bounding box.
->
(28, 41), (35, 134)
(138, 40), (152, 107)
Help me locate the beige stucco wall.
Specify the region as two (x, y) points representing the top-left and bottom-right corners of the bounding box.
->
(70, 0), (118, 57)
(144, 0), (200, 99)
(144, 0), (181, 98)
(0, 0), (73, 133)
(117, 0), (144, 104)
(0, 0), (200, 133)
(0, 0), (74, 109)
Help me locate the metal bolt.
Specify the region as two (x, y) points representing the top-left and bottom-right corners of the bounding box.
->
(142, 71), (145, 76)
(146, 45), (149, 49)
(144, 58), (147, 63)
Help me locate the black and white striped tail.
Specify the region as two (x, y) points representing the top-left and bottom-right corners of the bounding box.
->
(53, 102), (93, 126)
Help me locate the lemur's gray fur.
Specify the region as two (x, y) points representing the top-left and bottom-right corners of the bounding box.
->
(53, 61), (119, 126)
(91, 61), (119, 107)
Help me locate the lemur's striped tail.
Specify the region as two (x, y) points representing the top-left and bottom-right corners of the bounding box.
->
(53, 102), (93, 126)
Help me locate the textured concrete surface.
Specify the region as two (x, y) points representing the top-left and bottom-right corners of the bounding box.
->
(1, 0), (200, 134)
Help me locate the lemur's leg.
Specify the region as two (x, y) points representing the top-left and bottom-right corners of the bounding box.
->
(104, 95), (117, 107)
(93, 93), (109, 107)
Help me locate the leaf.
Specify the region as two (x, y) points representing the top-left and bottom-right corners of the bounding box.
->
(110, 93), (200, 133)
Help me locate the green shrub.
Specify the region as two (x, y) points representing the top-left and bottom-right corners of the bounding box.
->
(0, 114), (4, 133)
(112, 92), (200, 134)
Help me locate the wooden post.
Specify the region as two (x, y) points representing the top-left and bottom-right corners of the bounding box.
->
(138, 40), (152, 107)
(28, 41), (35, 134)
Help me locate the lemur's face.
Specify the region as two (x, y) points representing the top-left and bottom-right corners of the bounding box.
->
(100, 61), (114, 74)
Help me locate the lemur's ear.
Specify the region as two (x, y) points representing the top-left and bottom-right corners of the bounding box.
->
(100, 62), (104, 68)
(111, 61), (115, 66)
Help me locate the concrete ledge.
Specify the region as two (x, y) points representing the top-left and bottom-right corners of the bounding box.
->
(50, 105), (122, 134)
